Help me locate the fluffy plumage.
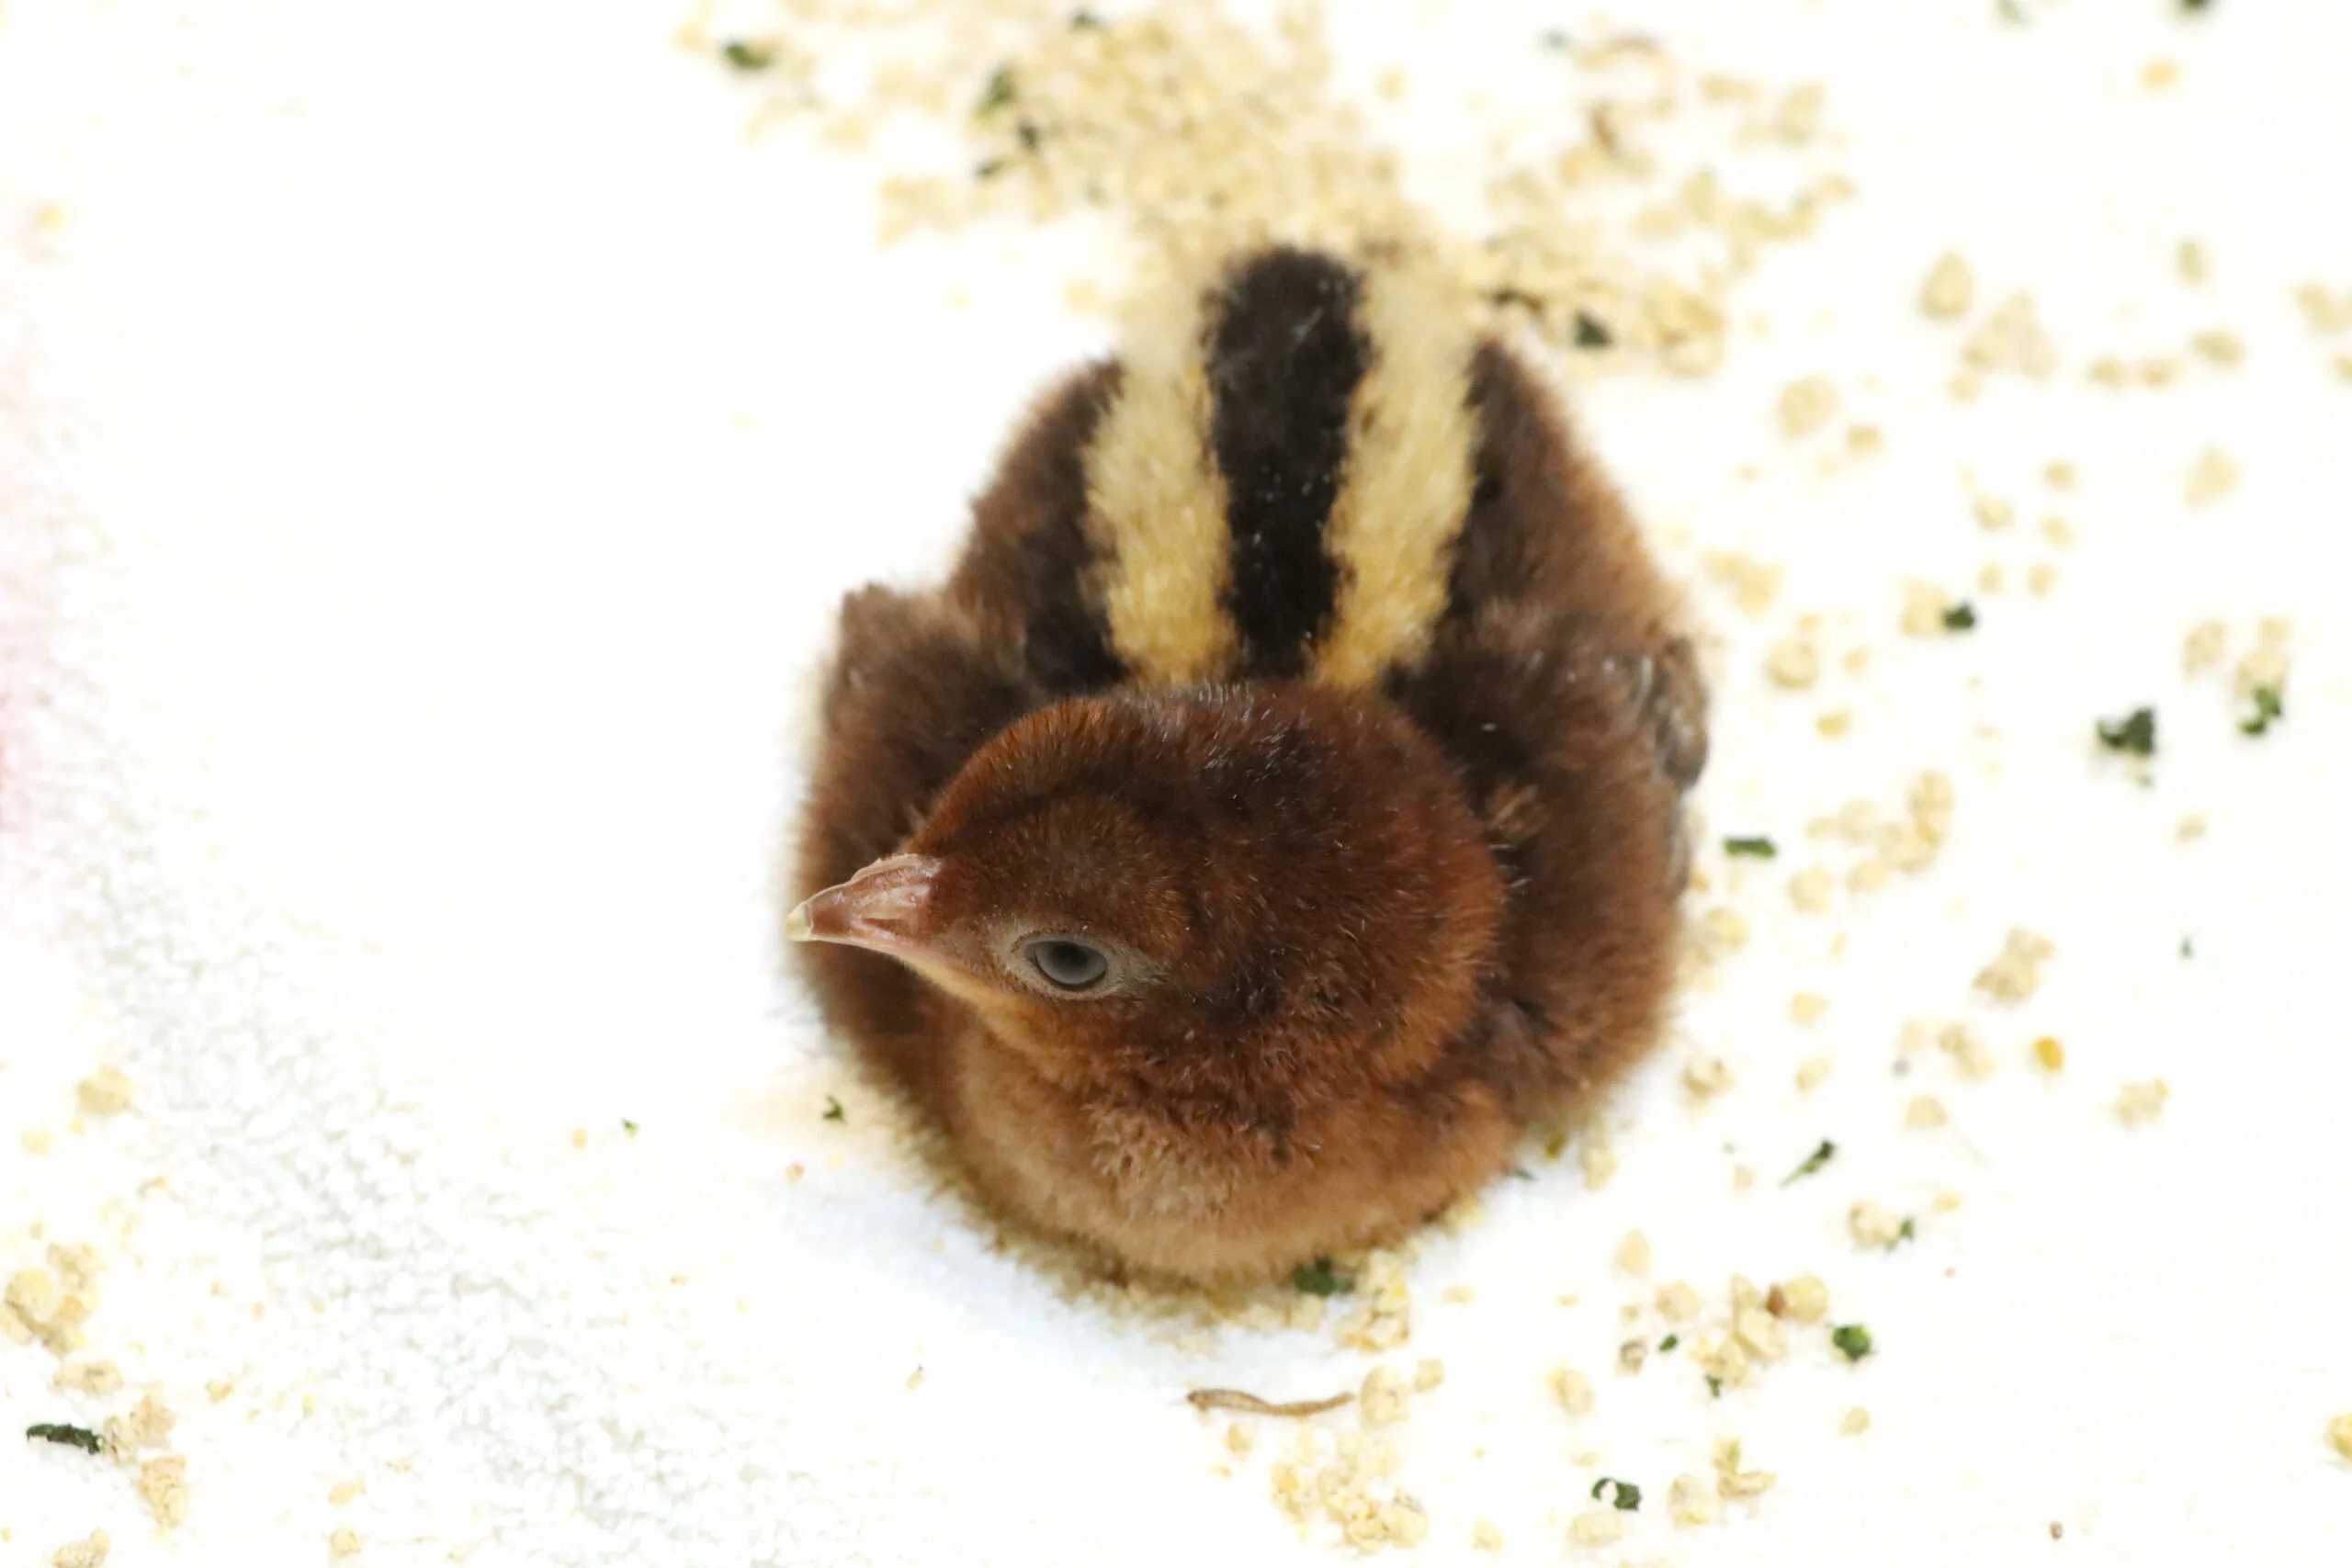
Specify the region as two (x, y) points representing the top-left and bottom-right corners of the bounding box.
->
(790, 243), (1707, 1283)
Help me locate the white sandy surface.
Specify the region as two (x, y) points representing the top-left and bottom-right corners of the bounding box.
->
(2, 2), (2347, 1564)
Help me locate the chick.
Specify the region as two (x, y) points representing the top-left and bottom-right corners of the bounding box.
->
(791, 244), (1707, 1284)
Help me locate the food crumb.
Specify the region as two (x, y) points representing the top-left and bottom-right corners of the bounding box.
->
(1900, 581), (1951, 637)
(1795, 1056), (1833, 1091)
(2189, 329), (2244, 367)
(1905, 1094), (1949, 1129)
(2327, 1412), (2352, 1461)
(1682, 1056), (1735, 1099)
(1939, 1022), (1996, 1081)
(1472, 1518), (1504, 1551)
(1841, 1405), (1872, 1435)
(1569, 1510), (1625, 1545)
(54, 1359), (124, 1396)
(1921, 252), (1973, 319)
(2177, 241), (2207, 284)
(75, 1067), (134, 1117)
(1849, 1201), (1905, 1248)
(138, 1455), (189, 1528)
(1766, 637), (1821, 689)
(51, 1530), (109, 1568)
(21, 1129), (54, 1154)
(2187, 448), (2240, 504)
(1616, 1231), (1653, 1276)
(1815, 707), (1852, 738)
(1789, 866), (1834, 913)
(2176, 814), (2207, 843)
(1771, 1274), (1830, 1325)
(2116, 1079), (2171, 1125)
(1225, 1421), (1254, 1456)
(2028, 562), (2058, 595)
(105, 1389), (176, 1455)
(1552, 1366), (1596, 1415)
(1668, 1472), (1718, 1526)
(2184, 620), (2227, 671)
(329, 1479), (366, 1507)
(1713, 1436), (1778, 1498)
(329, 1527), (362, 1559)
(8, 1268), (62, 1325)
(1777, 376), (1840, 438)
(1657, 1280), (1702, 1322)
(1360, 1364), (1410, 1426)
(1973, 495), (2015, 531)
(1412, 1359), (1445, 1393)
(1790, 992), (1829, 1024)
(1580, 1138), (1620, 1191)
(1973, 928), (2055, 1002)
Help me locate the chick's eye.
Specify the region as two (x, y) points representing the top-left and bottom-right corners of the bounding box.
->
(1024, 938), (1109, 992)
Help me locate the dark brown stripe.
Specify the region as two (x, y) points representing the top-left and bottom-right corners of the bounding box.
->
(1204, 248), (1367, 678)
(953, 359), (1129, 693)
(1443, 340), (1556, 620)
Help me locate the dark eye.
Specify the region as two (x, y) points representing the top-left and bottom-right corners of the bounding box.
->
(1024, 938), (1109, 992)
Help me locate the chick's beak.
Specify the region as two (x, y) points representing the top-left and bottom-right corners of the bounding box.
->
(786, 853), (945, 961)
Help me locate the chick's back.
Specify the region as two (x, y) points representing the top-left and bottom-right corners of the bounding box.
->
(798, 243), (1705, 1142)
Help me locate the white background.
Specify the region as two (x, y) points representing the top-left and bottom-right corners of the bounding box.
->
(1, 1), (2347, 1564)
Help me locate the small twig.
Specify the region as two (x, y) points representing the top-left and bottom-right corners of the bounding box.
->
(1185, 1388), (1353, 1418)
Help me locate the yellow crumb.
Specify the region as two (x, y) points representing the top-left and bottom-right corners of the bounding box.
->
(1579, 1138), (1619, 1191)
(1905, 1094), (1949, 1129)
(74, 1067), (134, 1117)
(1842, 1405), (1872, 1435)
(2187, 448), (2239, 504)
(1766, 637), (1821, 689)
(1359, 1364), (1410, 1426)
(1682, 1056), (1735, 1099)
(1777, 376), (1839, 439)
(2328, 1413), (2352, 1461)
(1790, 992), (1829, 1024)
(1795, 1056), (1833, 1092)
(1973, 928), (2054, 1001)
(1616, 1230), (1653, 1276)
(51, 1530), (109, 1568)
(2116, 1079), (2171, 1125)
(1412, 1359), (1444, 1393)
(329, 1527), (362, 1559)
(1849, 1201), (1905, 1248)
(1472, 1518), (1504, 1551)
(329, 1479), (366, 1507)
(1657, 1280), (1701, 1322)
(1770, 1274), (1829, 1325)
(21, 1129), (54, 1155)
(1569, 1510), (1624, 1545)
(1552, 1366), (1595, 1416)
(137, 1456), (189, 1528)
(2033, 1036), (2066, 1072)
(1920, 252), (1973, 319)
(1789, 866), (1834, 913)
(1973, 495), (2014, 531)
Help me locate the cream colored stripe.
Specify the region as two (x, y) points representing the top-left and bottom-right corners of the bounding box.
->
(1313, 260), (1478, 690)
(1084, 277), (1235, 689)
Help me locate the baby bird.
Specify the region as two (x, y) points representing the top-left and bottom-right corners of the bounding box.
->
(789, 244), (1707, 1284)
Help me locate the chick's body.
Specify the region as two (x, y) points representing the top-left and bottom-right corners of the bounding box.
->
(793, 246), (1707, 1284)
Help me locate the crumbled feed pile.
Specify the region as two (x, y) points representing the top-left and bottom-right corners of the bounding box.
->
(714, 0), (1850, 369)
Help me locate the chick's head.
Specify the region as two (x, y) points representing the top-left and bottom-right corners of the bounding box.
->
(789, 683), (1506, 1104)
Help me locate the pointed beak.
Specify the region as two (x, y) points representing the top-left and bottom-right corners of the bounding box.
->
(786, 853), (945, 960)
